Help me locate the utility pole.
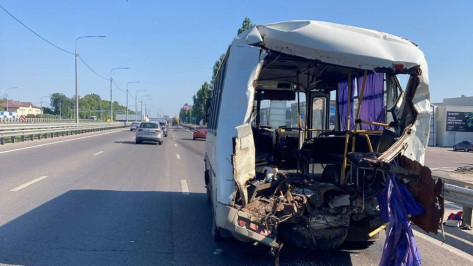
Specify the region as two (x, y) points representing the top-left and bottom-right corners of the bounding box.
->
(110, 67), (130, 122)
(4, 86), (17, 112)
(74, 35), (106, 124)
(126, 81), (139, 123)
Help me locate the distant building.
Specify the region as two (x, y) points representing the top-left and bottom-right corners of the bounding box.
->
(0, 100), (43, 116)
(432, 95), (473, 147)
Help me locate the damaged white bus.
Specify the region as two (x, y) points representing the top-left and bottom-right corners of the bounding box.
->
(204, 21), (443, 253)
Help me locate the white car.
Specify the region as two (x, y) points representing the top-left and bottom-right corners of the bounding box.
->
(130, 122), (141, 131)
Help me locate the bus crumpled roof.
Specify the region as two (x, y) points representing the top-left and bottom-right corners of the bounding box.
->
(232, 20), (425, 71)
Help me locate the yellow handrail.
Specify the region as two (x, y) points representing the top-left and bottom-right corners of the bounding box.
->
(352, 71), (368, 152)
(341, 70), (352, 185)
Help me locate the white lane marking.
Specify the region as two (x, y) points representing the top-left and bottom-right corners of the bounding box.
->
(413, 230), (473, 262)
(0, 130), (121, 155)
(181, 179), (189, 195)
(176, 154), (180, 159)
(93, 151), (104, 156)
(10, 176), (48, 192)
(174, 144), (177, 147)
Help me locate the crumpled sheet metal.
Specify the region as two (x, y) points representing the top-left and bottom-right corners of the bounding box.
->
(399, 156), (444, 233)
(232, 124), (256, 206)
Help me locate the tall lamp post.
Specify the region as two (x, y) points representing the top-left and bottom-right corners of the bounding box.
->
(2, 86), (18, 112)
(40, 95), (48, 118)
(126, 81), (139, 123)
(135, 90), (146, 121)
(144, 98), (152, 119)
(140, 95), (151, 120)
(110, 67), (130, 122)
(75, 35), (106, 124)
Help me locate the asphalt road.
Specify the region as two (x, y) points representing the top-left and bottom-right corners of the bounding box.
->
(425, 146), (473, 171)
(0, 126), (472, 265)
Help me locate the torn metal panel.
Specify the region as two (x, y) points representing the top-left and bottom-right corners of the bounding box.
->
(399, 156), (444, 233)
(232, 124), (256, 206)
(213, 45), (265, 205)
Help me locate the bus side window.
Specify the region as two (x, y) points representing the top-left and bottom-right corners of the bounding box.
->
(208, 52), (229, 131)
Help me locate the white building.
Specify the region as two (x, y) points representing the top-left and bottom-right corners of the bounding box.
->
(432, 95), (473, 147)
(0, 100), (43, 117)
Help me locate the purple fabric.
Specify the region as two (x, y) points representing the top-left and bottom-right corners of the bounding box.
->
(356, 73), (385, 130)
(337, 79), (355, 131)
(377, 173), (425, 266)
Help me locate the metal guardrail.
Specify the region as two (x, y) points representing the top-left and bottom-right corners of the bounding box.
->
(443, 182), (473, 226)
(444, 183), (473, 208)
(0, 118), (104, 124)
(0, 122), (128, 145)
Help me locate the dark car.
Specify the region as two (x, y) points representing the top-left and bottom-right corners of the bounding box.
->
(193, 125), (207, 140)
(453, 141), (473, 152)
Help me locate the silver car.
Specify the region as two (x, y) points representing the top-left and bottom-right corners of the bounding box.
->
(135, 122), (163, 145)
(130, 122), (141, 131)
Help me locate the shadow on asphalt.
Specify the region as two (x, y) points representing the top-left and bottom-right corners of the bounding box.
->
(179, 138), (206, 141)
(413, 224), (473, 256)
(0, 189), (361, 266)
(179, 138), (195, 141)
(449, 149), (472, 153)
(114, 140), (136, 145)
(114, 140), (158, 145)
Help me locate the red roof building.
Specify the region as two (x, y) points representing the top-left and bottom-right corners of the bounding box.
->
(0, 100), (43, 116)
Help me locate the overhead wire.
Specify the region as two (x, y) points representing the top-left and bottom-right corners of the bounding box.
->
(77, 55), (108, 80)
(2, 4), (138, 101)
(0, 3), (73, 55)
(113, 80), (126, 92)
(1, 3), (110, 82)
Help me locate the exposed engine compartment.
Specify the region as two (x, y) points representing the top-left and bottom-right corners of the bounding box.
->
(234, 158), (387, 249)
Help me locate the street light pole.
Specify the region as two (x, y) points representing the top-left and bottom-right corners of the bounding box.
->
(135, 90), (146, 121)
(110, 67), (130, 122)
(74, 35), (106, 124)
(3, 86), (18, 112)
(126, 81), (139, 123)
(140, 95), (151, 121)
(40, 96), (48, 118)
(144, 98), (152, 118)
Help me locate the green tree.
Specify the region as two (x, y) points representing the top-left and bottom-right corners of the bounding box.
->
(179, 105), (192, 124)
(237, 17), (255, 34)
(101, 100), (110, 120)
(42, 107), (54, 114)
(50, 93), (74, 118)
(180, 17), (255, 122)
(211, 17), (254, 89)
(211, 54), (225, 89)
(79, 93), (102, 118)
(192, 82), (210, 123)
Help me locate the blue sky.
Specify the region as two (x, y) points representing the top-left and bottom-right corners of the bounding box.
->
(1, 0), (472, 117)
